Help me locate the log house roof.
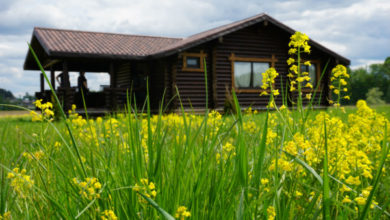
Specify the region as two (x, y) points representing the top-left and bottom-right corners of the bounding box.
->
(25, 13), (350, 70)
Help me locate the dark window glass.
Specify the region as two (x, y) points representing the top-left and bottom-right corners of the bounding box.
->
(186, 57), (201, 68)
(234, 61), (269, 88)
(300, 64), (317, 86)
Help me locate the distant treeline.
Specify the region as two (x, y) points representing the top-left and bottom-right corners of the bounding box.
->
(0, 89), (35, 110)
(342, 57), (390, 105)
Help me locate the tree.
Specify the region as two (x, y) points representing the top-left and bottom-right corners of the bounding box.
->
(346, 57), (390, 104)
(366, 87), (385, 105)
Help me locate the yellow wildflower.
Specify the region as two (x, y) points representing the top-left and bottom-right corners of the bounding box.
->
(175, 206), (191, 220)
(345, 176), (361, 185)
(73, 177), (102, 200)
(0, 211), (11, 220)
(355, 196), (366, 205)
(261, 68), (279, 90)
(288, 48), (297, 54)
(260, 91), (268, 96)
(342, 195), (352, 203)
(287, 58), (295, 65)
(7, 168), (34, 198)
(101, 210), (118, 220)
(305, 83), (313, 89)
(267, 206), (276, 220)
(261, 178), (269, 185)
(133, 178), (157, 204)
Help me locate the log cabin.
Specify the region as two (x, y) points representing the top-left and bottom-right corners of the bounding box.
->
(24, 13), (350, 114)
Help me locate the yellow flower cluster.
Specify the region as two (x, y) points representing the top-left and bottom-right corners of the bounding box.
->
(260, 178), (270, 192)
(267, 205), (276, 220)
(0, 212), (11, 220)
(22, 150), (45, 161)
(31, 99), (54, 121)
(268, 100), (388, 210)
(329, 65), (350, 106)
(286, 32), (313, 104)
(244, 107), (258, 115)
(288, 31), (310, 53)
(101, 210), (118, 220)
(132, 178), (157, 203)
(243, 121), (258, 134)
(259, 68), (280, 108)
(175, 206), (191, 220)
(72, 177), (102, 200)
(216, 141), (236, 164)
(260, 67), (279, 91)
(208, 110), (224, 134)
(7, 168), (34, 198)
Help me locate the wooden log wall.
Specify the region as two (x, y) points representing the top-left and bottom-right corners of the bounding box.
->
(115, 62), (132, 88)
(173, 46), (213, 109)
(212, 23), (332, 109)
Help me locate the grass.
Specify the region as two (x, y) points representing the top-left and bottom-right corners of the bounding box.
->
(1, 32), (389, 219)
(0, 103), (389, 219)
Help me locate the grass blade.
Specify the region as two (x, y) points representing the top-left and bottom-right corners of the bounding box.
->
(137, 192), (175, 220)
(359, 122), (389, 220)
(323, 119), (331, 220)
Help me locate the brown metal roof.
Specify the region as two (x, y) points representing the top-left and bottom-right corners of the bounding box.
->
(33, 27), (182, 59)
(152, 13), (350, 65)
(28, 13), (350, 65)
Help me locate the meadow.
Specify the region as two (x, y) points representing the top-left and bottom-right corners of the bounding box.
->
(1, 32), (389, 220)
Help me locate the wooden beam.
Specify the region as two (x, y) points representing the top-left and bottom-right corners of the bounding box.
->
(43, 59), (60, 69)
(40, 73), (44, 92)
(50, 68), (55, 89)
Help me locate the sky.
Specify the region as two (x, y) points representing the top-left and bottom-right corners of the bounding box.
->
(0, 0), (389, 97)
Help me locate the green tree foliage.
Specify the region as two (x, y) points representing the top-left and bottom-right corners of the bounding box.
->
(366, 87), (385, 105)
(344, 57), (390, 104)
(0, 88), (14, 100)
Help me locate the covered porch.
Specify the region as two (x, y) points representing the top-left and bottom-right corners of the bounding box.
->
(33, 58), (146, 114)
(23, 27), (158, 115)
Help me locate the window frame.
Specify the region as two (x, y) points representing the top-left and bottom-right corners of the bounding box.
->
(229, 53), (278, 93)
(181, 51), (207, 72)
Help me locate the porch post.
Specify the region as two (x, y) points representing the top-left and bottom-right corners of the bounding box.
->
(61, 60), (71, 111)
(40, 73), (44, 92)
(50, 68), (55, 89)
(109, 62), (116, 88)
(109, 62), (117, 109)
(62, 60), (70, 88)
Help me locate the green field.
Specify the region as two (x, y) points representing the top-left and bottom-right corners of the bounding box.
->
(0, 101), (389, 219)
(1, 31), (389, 219)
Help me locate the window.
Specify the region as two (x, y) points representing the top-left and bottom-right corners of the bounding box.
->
(234, 62), (269, 88)
(182, 51), (206, 72)
(229, 53), (278, 92)
(186, 57), (201, 68)
(300, 61), (319, 88)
